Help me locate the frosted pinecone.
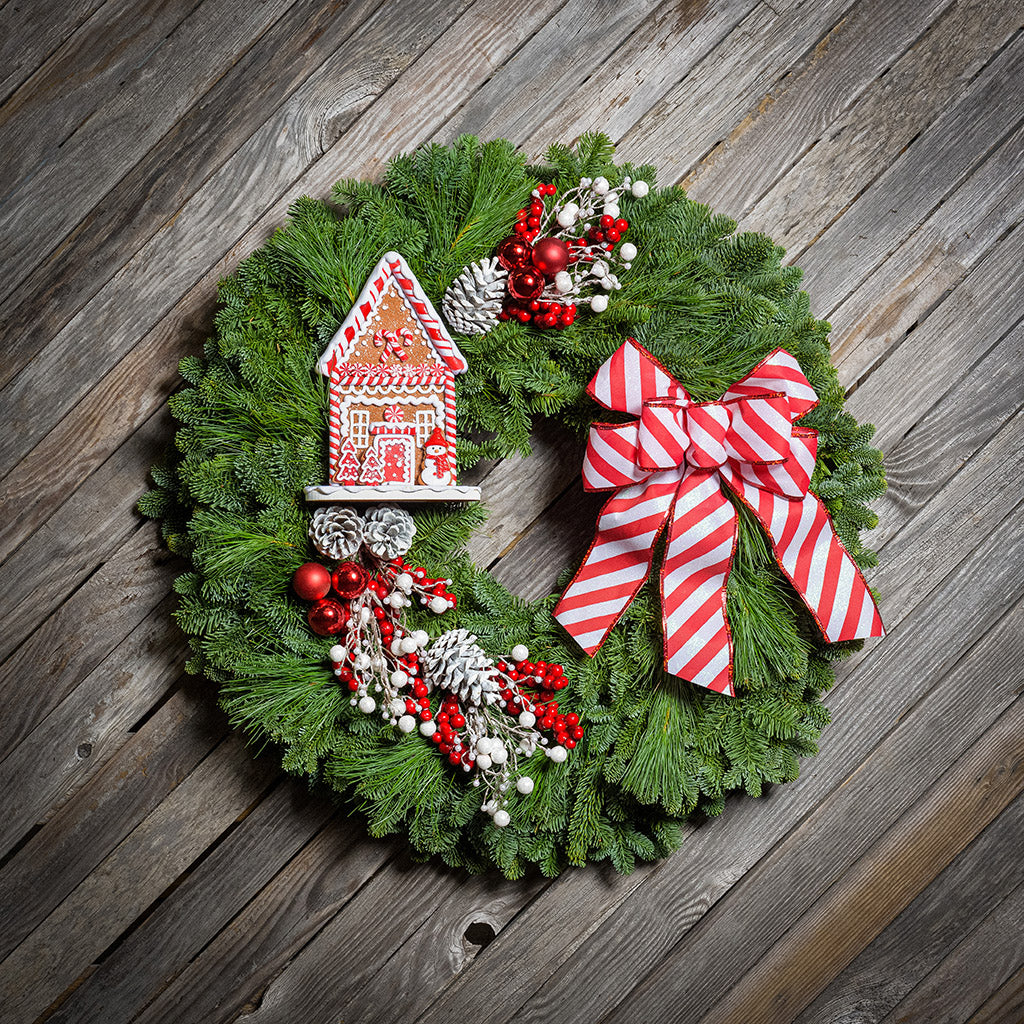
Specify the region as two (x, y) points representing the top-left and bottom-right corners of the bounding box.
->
(309, 506), (363, 561)
(421, 629), (501, 706)
(442, 258), (507, 335)
(362, 505), (416, 560)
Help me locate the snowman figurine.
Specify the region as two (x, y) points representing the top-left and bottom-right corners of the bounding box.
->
(420, 426), (455, 488)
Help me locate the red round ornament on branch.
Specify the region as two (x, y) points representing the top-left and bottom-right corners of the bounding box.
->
(332, 561), (369, 599)
(507, 266), (545, 301)
(531, 236), (570, 278)
(495, 235), (532, 270)
(308, 598), (347, 636)
(293, 562), (332, 601)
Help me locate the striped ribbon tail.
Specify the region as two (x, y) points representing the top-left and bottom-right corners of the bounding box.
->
(660, 471), (738, 696)
(553, 472), (681, 653)
(727, 474), (885, 643)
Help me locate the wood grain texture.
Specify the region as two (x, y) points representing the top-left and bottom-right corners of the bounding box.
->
(0, 1), (1020, 1021)
(794, 789), (1024, 1023)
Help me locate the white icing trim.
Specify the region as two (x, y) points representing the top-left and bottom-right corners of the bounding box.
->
(304, 484), (482, 503)
(316, 252), (468, 376)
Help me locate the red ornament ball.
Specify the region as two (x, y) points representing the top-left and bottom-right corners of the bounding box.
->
(495, 235), (532, 270)
(332, 561), (369, 599)
(293, 562), (332, 601)
(531, 236), (570, 278)
(507, 266), (545, 301)
(308, 598), (346, 636)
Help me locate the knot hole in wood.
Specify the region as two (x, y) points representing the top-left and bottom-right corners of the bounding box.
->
(463, 920), (496, 951)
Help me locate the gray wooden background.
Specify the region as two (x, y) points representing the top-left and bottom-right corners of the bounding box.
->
(1, 1), (1022, 1021)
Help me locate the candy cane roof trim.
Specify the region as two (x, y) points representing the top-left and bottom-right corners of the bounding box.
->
(316, 251), (468, 377)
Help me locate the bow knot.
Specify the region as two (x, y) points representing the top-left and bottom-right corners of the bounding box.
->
(554, 339), (884, 697)
(683, 402), (732, 469)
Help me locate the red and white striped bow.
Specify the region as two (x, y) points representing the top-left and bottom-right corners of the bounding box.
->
(553, 339), (884, 697)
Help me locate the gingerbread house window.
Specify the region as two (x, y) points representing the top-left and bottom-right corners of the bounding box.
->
(414, 408), (434, 445)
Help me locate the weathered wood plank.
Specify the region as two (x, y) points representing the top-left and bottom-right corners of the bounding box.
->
(411, 455), (1024, 1022)
(236, 860), (548, 1024)
(863, 408), (1024, 630)
(793, 791), (1024, 1023)
(0, 0), (104, 104)
(0, 409), (164, 665)
(132, 820), (397, 1024)
(0, 728), (278, 1024)
(713, 0), (1020, 249)
(489, 479), (603, 602)
(0, 593), (182, 860)
(0, 0), (302, 299)
(616, 0), (857, 182)
(0, 685), (226, 959)
(873, 878), (1024, 1023)
(968, 962), (1024, 1024)
(682, 0), (954, 214)
(862, 318), (1023, 552)
(0, 521), (172, 755)
(465, 422), (582, 568)
(437, 0), (675, 145)
(788, 31), (1024, 302)
(520, 0), (761, 151)
(687, 697), (1024, 1024)
(45, 781), (336, 1024)
(0, 0), (195, 208)
(828, 122), (1024, 386)
(843, 224), (1024, 447)
(0, 0), (433, 391)
(335, 871), (549, 1024)
(814, 402), (1024, 709)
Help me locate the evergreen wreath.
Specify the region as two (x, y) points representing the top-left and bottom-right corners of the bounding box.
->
(141, 135), (885, 878)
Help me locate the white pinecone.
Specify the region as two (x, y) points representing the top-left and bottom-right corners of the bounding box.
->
(442, 258), (507, 335)
(362, 505), (416, 560)
(309, 506), (363, 561)
(421, 629), (501, 706)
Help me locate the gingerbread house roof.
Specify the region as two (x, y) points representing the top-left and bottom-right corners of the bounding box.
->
(316, 251), (468, 378)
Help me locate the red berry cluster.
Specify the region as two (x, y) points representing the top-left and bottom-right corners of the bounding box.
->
(511, 183), (558, 244)
(586, 213), (631, 247)
(495, 185), (577, 330)
(431, 695), (470, 765)
(392, 556), (459, 612)
(499, 658), (584, 750)
(500, 297), (577, 330)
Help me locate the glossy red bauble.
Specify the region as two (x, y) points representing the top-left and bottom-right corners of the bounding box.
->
(531, 236), (570, 278)
(308, 598), (346, 636)
(507, 266), (545, 301)
(495, 235), (532, 270)
(292, 562), (332, 601)
(332, 561), (369, 599)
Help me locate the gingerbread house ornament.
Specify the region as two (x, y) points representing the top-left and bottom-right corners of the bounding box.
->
(304, 251), (481, 503)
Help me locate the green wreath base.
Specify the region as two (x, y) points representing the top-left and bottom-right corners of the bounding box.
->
(142, 135), (884, 879)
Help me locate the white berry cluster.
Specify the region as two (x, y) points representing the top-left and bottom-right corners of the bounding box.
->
(540, 174), (649, 311)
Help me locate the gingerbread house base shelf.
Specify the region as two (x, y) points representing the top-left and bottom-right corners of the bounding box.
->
(304, 483), (482, 503)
